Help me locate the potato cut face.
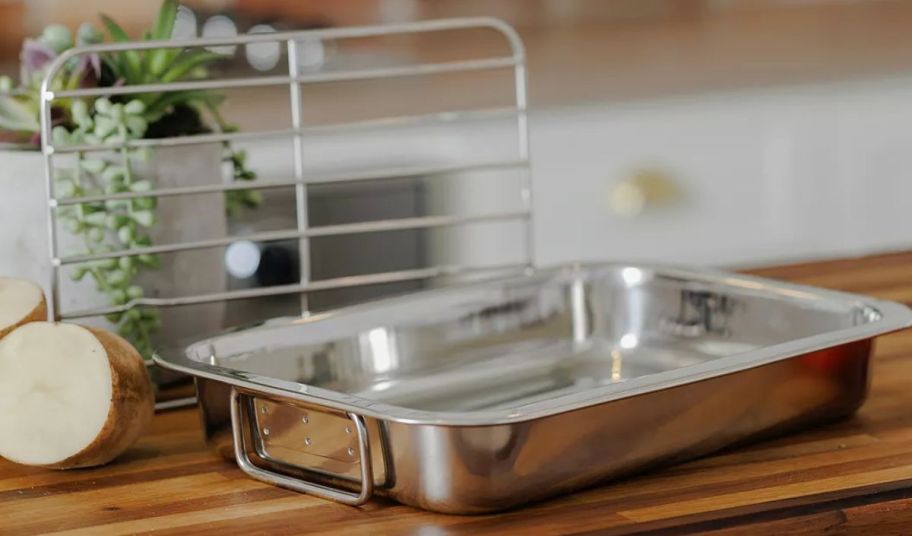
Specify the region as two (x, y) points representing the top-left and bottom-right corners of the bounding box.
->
(0, 323), (112, 465)
(0, 278), (43, 331)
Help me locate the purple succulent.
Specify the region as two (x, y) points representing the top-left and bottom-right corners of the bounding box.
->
(20, 39), (57, 81)
(72, 54), (102, 87)
(19, 35), (101, 88)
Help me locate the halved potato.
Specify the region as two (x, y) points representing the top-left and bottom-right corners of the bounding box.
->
(0, 277), (47, 339)
(0, 322), (154, 468)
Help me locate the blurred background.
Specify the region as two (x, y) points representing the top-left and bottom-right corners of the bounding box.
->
(6, 0), (912, 101)
(4, 0), (912, 331)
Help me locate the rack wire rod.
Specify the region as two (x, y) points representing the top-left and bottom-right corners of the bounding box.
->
(51, 57), (519, 100)
(49, 17), (523, 57)
(55, 211), (531, 265)
(43, 17), (524, 75)
(41, 16), (534, 338)
(154, 396), (198, 412)
(60, 262), (528, 319)
(52, 158), (528, 206)
(50, 106), (522, 154)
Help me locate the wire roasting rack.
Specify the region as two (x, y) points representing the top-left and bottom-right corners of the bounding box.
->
(39, 17), (534, 409)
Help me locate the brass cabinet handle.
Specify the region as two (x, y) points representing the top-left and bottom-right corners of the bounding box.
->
(608, 169), (680, 217)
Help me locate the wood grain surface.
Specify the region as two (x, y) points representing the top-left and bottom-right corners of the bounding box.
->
(3, 251), (912, 535)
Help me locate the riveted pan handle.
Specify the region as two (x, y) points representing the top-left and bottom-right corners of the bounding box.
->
(229, 388), (374, 506)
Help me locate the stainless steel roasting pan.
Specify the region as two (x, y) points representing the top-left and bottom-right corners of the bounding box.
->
(154, 263), (912, 513)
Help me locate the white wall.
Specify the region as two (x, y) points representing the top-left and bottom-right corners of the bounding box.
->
(529, 74), (912, 268)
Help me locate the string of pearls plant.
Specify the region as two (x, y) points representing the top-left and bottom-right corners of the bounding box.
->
(54, 99), (162, 356)
(1, 1), (260, 357)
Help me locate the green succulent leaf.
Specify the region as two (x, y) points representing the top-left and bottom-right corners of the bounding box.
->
(97, 257), (118, 270)
(125, 115), (148, 137)
(149, 47), (181, 77)
(126, 285), (144, 300)
(84, 211), (107, 227)
(143, 313), (161, 331)
(152, 0), (179, 39)
(133, 235), (152, 247)
(106, 213), (129, 229)
(131, 209), (155, 227)
(145, 89), (224, 122)
(147, 0), (180, 74)
(107, 268), (128, 286)
(81, 158), (107, 174)
(71, 99), (92, 129)
(65, 218), (84, 233)
(87, 227), (105, 243)
(132, 196), (156, 210)
(101, 15), (143, 81)
(55, 179), (76, 199)
(104, 131), (125, 145)
(109, 288), (127, 304)
(51, 126), (71, 146)
(137, 253), (160, 268)
(104, 181), (127, 195)
(96, 119), (119, 141)
(159, 50), (222, 83)
(40, 25), (73, 54)
(118, 256), (134, 271)
(109, 103), (125, 122)
(77, 22), (104, 46)
(129, 180), (152, 192)
(95, 98), (112, 115)
(100, 15), (130, 42)
(124, 100), (146, 115)
(101, 165), (125, 183)
(70, 267), (89, 282)
(0, 95), (40, 133)
(117, 224), (135, 243)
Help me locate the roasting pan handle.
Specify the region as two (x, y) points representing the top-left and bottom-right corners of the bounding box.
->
(229, 388), (374, 506)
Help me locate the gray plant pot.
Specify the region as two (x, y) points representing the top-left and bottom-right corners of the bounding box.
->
(0, 144), (227, 386)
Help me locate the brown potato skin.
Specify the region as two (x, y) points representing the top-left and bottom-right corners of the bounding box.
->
(0, 293), (47, 341)
(42, 327), (154, 469)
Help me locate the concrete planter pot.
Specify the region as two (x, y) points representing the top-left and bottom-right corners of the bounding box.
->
(0, 144), (227, 381)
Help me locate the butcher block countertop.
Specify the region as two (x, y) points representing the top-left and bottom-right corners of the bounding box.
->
(4, 251), (912, 535)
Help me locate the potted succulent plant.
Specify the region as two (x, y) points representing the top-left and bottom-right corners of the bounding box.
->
(0, 0), (259, 359)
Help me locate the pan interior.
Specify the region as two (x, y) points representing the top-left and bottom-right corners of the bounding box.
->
(195, 266), (873, 413)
